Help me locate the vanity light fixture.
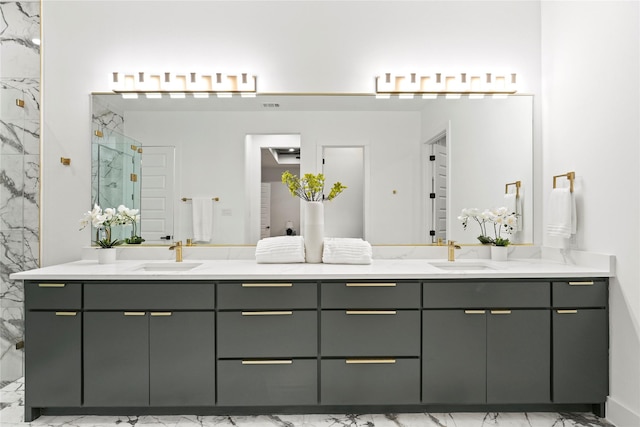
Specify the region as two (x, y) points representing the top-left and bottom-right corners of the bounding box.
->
(110, 71), (257, 97)
(375, 72), (517, 97)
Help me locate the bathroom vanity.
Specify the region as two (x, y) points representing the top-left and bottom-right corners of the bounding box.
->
(14, 258), (611, 421)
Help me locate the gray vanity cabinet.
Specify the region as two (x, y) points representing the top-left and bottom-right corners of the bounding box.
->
(24, 282), (82, 408)
(216, 281), (318, 406)
(552, 280), (608, 403)
(149, 312), (215, 406)
(84, 283), (216, 407)
(25, 311), (82, 407)
(320, 281), (421, 405)
(422, 310), (487, 403)
(422, 281), (551, 404)
(486, 309), (550, 403)
(84, 311), (149, 406)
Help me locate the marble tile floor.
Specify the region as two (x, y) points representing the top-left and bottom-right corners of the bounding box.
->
(1, 379), (615, 427)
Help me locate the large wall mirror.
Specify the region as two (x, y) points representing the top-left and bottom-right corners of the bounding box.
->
(91, 93), (533, 246)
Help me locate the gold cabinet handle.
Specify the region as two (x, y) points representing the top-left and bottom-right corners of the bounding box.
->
(241, 311), (293, 316)
(569, 281), (594, 286)
(490, 310), (512, 315)
(241, 283), (292, 287)
(241, 360), (293, 365)
(557, 309), (578, 314)
(123, 312), (146, 316)
(38, 283), (65, 288)
(464, 310), (486, 314)
(55, 312), (77, 316)
(346, 283), (396, 287)
(346, 359), (396, 364)
(150, 312), (173, 316)
(345, 310), (397, 315)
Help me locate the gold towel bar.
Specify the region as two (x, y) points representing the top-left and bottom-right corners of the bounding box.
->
(505, 180), (521, 198)
(553, 171), (575, 193)
(182, 197), (220, 202)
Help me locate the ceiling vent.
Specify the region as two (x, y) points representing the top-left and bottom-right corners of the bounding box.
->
(262, 103), (280, 108)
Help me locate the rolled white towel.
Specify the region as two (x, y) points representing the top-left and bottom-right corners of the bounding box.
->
(255, 236), (305, 264)
(322, 237), (372, 265)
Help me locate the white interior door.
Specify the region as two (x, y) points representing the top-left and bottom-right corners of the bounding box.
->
(140, 146), (175, 243)
(425, 134), (447, 242)
(322, 147), (364, 238)
(260, 183), (271, 239)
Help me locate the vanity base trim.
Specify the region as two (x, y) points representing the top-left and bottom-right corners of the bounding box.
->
(26, 403), (605, 422)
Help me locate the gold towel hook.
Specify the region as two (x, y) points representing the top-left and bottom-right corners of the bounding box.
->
(505, 180), (521, 198)
(553, 171), (575, 193)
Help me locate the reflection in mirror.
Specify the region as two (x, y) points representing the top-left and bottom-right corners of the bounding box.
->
(91, 105), (142, 244)
(90, 94), (533, 245)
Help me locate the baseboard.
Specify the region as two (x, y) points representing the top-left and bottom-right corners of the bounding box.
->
(607, 396), (640, 427)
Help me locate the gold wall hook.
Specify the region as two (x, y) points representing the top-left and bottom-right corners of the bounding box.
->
(553, 171), (575, 193)
(60, 157), (71, 166)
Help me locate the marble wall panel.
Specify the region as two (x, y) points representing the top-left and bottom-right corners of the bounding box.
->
(0, 307), (24, 382)
(0, 1), (41, 384)
(0, 154), (24, 231)
(0, 2), (40, 78)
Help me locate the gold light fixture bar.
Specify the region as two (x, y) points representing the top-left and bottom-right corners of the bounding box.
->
(375, 72), (517, 95)
(111, 71), (257, 95)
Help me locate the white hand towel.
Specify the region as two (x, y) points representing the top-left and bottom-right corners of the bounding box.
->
(255, 236), (305, 264)
(504, 192), (523, 231)
(322, 237), (372, 265)
(546, 188), (576, 238)
(192, 197), (213, 243)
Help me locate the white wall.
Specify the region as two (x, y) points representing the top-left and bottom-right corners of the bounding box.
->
(541, 2), (640, 426)
(41, 0), (541, 264)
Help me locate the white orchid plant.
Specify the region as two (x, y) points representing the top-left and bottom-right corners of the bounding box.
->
(80, 204), (141, 248)
(458, 207), (517, 246)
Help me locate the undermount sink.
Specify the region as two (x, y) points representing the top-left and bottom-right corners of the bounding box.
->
(429, 261), (496, 271)
(135, 262), (203, 272)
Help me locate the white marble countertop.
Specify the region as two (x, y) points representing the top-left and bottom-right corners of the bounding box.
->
(10, 257), (614, 281)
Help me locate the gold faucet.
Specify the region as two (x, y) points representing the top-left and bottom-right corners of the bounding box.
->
(169, 241), (183, 262)
(448, 240), (461, 262)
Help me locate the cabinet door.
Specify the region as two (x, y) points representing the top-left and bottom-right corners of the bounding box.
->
(487, 309), (550, 403)
(553, 309), (608, 403)
(149, 311), (215, 406)
(25, 311), (81, 406)
(84, 312), (149, 406)
(423, 310), (486, 403)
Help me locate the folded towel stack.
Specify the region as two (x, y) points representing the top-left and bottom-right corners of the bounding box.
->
(504, 192), (523, 231)
(546, 187), (576, 238)
(322, 238), (372, 265)
(255, 236), (306, 264)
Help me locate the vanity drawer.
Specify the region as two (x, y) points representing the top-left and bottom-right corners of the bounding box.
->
(217, 359), (317, 406)
(217, 282), (317, 310)
(321, 281), (420, 309)
(321, 358), (420, 405)
(26, 282), (82, 310)
(84, 283), (215, 310)
(423, 281), (549, 308)
(217, 311), (317, 358)
(552, 280), (607, 308)
(321, 310), (420, 357)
